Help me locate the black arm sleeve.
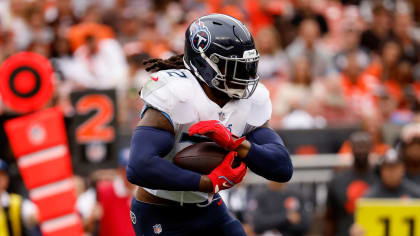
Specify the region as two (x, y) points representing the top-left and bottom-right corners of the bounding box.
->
(126, 126), (202, 190)
(245, 127), (293, 182)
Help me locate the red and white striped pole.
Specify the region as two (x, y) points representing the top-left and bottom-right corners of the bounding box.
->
(5, 107), (83, 236)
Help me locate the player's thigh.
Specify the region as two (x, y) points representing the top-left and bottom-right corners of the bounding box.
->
(196, 219), (246, 236)
(221, 219), (247, 236)
(130, 198), (190, 236)
(201, 200), (246, 236)
(130, 198), (144, 236)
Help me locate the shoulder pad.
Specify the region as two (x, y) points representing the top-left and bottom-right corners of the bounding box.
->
(140, 69), (197, 124)
(246, 83), (272, 126)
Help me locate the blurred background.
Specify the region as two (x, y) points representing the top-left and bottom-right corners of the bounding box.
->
(0, 0), (419, 235)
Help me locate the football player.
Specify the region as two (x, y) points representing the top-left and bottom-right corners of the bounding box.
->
(127, 14), (293, 236)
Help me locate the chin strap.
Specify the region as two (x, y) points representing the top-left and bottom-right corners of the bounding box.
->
(199, 48), (222, 76)
(225, 87), (246, 98)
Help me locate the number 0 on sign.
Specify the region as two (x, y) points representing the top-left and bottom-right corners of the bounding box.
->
(355, 199), (420, 236)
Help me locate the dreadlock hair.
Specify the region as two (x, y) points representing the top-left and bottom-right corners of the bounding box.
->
(143, 54), (186, 72)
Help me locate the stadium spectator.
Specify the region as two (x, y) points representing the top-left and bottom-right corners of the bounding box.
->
(51, 35), (79, 97)
(373, 60), (419, 125)
(363, 39), (419, 123)
(96, 149), (135, 236)
(27, 41), (51, 58)
(392, 5), (420, 65)
(255, 26), (289, 80)
(249, 181), (312, 236)
(67, 16), (114, 52)
(0, 159), (39, 236)
(335, 51), (378, 120)
(46, 0), (79, 37)
(75, 175), (101, 235)
(290, 0), (329, 35)
(71, 34), (128, 94)
(286, 18), (332, 77)
(361, 40), (402, 97)
(332, 23), (370, 74)
(273, 56), (325, 129)
(339, 118), (390, 164)
(315, 76), (351, 125)
(377, 40), (403, 84)
(360, 4), (392, 54)
(0, 24), (14, 62)
(245, 0), (283, 35)
(117, 10), (141, 46)
(205, 0), (246, 23)
(24, 4), (53, 47)
(7, 0), (33, 50)
(325, 132), (378, 236)
(50, 36), (83, 116)
(364, 148), (420, 198)
(386, 59), (419, 123)
(400, 123), (420, 185)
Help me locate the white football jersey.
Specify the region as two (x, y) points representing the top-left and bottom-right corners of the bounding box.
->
(139, 69), (271, 203)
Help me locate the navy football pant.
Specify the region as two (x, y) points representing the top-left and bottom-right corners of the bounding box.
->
(130, 197), (246, 236)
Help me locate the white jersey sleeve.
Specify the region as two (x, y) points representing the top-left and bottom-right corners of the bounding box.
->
(244, 83), (272, 134)
(140, 69), (198, 125)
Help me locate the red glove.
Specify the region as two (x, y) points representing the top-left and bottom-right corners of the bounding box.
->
(208, 151), (247, 193)
(189, 120), (245, 150)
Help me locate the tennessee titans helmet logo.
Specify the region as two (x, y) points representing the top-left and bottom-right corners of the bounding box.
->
(189, 20), (211, 53)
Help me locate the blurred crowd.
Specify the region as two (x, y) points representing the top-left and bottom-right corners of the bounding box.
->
(0, 0), (420, 235)
(0, 0), (419, 131)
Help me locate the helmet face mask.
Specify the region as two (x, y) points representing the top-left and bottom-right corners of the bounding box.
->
(206, 51), (259, 99)
(184, 14), (260, 99)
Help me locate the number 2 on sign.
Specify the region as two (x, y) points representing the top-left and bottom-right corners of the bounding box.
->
(76, 94), (115, 143)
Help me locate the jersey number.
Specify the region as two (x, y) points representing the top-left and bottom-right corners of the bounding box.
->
(75, 94), (115, 143)
(166, 71), (186, 78)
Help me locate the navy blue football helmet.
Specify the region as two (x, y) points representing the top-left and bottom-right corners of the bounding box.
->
(183, 14), (259, 99)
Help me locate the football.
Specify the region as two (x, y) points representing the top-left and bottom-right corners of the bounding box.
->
(173, 142), (241, 175)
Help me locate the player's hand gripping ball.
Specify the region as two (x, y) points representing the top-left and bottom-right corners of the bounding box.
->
(208, 151), (247, 193)
(173, 142), (242, 175)
(174, 144), (246, 193)
(189, 120), (245, 150)
(174, 142), (228, 175)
